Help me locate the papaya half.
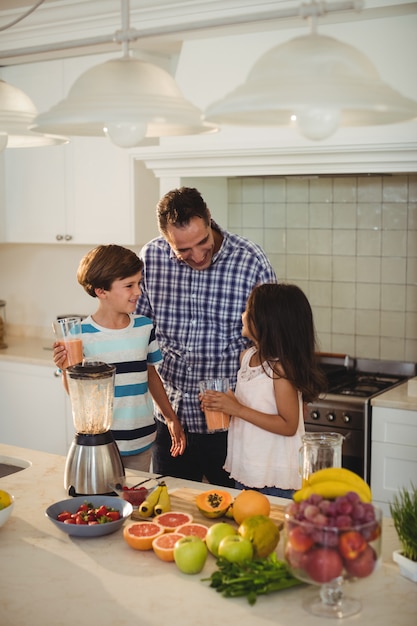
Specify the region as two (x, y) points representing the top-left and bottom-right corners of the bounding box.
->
(196, 489), (233, 519)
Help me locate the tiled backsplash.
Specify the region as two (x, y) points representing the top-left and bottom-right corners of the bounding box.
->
(228, 174), (417, 362)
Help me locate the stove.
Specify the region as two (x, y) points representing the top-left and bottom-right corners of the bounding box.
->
(306, 355), (416, 485)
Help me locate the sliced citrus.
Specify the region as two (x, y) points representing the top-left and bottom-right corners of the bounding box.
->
(123, 521), (164, 550)
(175, 522), (209, 540)
(152, 532), (186, 562)
(153, 511), (193, 532)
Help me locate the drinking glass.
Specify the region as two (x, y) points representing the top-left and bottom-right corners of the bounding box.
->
(199, 378), (230, 432)
(52, 317), (83, 369)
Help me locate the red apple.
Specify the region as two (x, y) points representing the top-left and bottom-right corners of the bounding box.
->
(338, 530), (367, 560)
(288, 525), (314, 553)
(305, 548), (343, 583)
(344, 544), (377, 578)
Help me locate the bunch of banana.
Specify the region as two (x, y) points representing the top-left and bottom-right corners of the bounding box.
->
(137, 482), (171, 518)
(294, 468), (372, 503)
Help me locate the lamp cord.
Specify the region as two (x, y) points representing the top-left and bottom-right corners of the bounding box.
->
(0, 0), (46, 32)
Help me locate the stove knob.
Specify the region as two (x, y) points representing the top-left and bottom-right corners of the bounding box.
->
(326, 412), (336, 422)
(343, 413), (351, 424)
(310, 410), (320, 420)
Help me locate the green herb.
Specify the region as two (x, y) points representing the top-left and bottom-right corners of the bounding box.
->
(390, 483), (417, 562)
(202, 553), (303, 605)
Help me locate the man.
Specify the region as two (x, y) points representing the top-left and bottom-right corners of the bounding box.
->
(136, 187), (277, 485)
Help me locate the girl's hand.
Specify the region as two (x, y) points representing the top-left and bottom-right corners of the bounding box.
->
(53, 341), (66, 369)
(201, 389), (240, 416)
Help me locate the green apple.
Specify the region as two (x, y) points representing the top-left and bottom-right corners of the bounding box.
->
(206, 522), (237, 557)
(218, 534), (253, 564)
(173, 536), (208, 574)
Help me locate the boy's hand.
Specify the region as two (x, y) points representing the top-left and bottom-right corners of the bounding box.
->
(53, 341), (66, 369)
(166, 418), (186, 457)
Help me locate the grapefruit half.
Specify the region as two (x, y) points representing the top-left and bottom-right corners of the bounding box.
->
(123, 521), (164, 550)
(153, 511), (193, 532)
(152, 532), (186, 562)
(175, 522), (208, 540)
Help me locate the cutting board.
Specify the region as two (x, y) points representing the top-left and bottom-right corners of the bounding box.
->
(131, 487), (285, 529)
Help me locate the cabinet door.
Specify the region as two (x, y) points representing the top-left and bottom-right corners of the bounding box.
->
(2, 55), (135, 246)
(0, 361), (71, 456)
(65, 136), (133, 245)
(2, 61), (67, 244)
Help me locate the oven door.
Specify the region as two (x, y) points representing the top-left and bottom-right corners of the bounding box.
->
(304, 422), (365, 480)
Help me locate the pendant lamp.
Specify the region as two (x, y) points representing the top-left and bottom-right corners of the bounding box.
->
(31, 0), (215, 148)
(0, 79), (68, 152)
(204, 31), (417, 141)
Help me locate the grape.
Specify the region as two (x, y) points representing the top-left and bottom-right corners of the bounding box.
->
(318, 499), (332, 514)
(351, 502), (365, 522)
(336, 514), (353, 528)
(335, 497), (353, 515)
(346, 491), (361, 505)
(312, 513), (328, 527)
(304, 504), (320, 520)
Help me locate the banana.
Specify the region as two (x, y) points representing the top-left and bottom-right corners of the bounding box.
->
(138, 485), (163, 518)
(293, 479), (371, 503)
(307, 467), (372, 502)
(154, 483), (171, 516)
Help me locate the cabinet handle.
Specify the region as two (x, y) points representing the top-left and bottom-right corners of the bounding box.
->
(56, 234), (63, 241)
(64, 234), (72, 241)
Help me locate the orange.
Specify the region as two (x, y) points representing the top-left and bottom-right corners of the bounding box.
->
(232, 490), (271, 525)
(152, 532), (185, 562)
(123, 521), (164, 550)
(153, 511), (193, 532)
(175, 522), (209, 540)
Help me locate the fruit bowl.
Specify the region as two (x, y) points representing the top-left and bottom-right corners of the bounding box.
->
(284, 494), (382, 618)
(108, 476), (160, 508)
(0, 492), (14, 528)
(45, 495), (133, 538)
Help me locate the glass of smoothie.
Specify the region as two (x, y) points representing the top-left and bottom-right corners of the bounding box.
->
(52, 317), (83, 368)
(199, 378), (230, 432)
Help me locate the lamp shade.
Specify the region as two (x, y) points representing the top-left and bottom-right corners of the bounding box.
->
(204, 33), (417, 139)
(32, 56), (216, 146)
(0, 79), (68, 149)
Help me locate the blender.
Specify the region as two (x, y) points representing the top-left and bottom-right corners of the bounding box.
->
(64, 360), (124, 496)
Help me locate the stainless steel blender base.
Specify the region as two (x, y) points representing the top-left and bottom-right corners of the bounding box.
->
(65, 432), (124, 496)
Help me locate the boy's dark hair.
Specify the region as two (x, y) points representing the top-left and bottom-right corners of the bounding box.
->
(246, 282), (326, 403)
(77, 244), (143, 297)
(157, 187), (211, 235)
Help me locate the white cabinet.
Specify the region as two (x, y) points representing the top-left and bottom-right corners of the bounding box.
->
(371, 406), (417, 516)
(0, 360), (73, 456)
(1, 57), (137, 246)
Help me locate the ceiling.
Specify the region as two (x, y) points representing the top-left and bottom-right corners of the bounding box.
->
(1, 0), (416, 67)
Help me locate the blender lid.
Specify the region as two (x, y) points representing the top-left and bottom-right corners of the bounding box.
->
(67, 360), (116, 379)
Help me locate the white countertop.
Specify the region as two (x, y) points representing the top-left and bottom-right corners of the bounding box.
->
(0, 335), (52, 366)
(371, 380), (417, 411)
(0, 443), (416, 626)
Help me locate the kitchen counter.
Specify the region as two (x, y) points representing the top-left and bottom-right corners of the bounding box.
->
(0, 335), (52, 366)
(0, 443), (416, 626)
(371, 380), (417, 411)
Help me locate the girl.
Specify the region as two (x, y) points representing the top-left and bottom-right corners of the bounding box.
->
(200, 282), (326, 498)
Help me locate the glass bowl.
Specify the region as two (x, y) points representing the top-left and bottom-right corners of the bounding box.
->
(108, 476), (160, 508)
(284, 495), (382, 618)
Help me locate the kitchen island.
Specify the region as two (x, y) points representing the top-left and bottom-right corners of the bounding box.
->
(0, 443), (416, 626)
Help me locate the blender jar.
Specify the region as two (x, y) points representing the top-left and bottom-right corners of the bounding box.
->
(66, 360), (116, 434)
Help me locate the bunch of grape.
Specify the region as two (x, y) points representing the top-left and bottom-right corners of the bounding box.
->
(287, 492), (377, 532)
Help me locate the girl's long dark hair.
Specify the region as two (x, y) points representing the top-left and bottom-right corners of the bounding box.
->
(246, 283), (326, 403)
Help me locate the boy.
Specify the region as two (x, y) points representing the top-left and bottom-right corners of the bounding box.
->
(53, 244), (185, 471)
